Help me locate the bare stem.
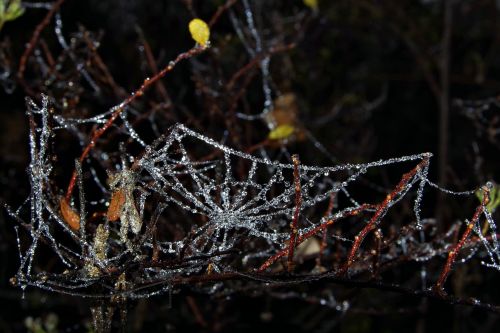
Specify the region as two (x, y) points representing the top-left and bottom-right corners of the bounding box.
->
(18, 0), (67, 80)
(257, 204), (373, 272)
(339, 157), (430, 276)
(434, 184), (490, 293)
(287, 154), (302, 272)
(64, 45), (208, 202)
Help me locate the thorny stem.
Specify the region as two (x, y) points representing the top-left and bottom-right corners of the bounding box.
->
(287, 154), (302, 272)
(339, 157), (430, 276)
(434, 184), (491, 293)
(64, 45), (209, 202)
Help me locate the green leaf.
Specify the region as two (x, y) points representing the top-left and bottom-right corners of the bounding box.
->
(476, 184), (500, 213)
(0, 0), (25, 32)
(5, 0), (24, 21)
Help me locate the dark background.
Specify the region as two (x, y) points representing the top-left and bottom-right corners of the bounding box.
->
(1, 0), (500, 332)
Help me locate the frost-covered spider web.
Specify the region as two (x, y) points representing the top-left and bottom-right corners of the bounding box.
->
(6, 95), (500, 301)
(137, 124), (426, 255)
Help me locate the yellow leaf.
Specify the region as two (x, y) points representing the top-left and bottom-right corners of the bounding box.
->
(268, 124), (295, 140)
(189, 18), (210, 46)
(303, 0), (318, 10)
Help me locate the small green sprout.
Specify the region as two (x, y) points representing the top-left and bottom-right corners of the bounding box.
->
(0, 0), (25, 31)
(476, 183), (500, 213)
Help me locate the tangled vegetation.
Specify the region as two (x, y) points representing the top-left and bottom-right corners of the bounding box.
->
(2, 1), (500, 332)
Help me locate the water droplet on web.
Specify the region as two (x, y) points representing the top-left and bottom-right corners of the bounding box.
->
(21, 284), (26, 300)
(14, 93), (500, 307)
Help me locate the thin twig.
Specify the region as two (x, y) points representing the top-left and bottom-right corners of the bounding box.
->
(209, 0), (239, 27)
(257, 204), (374, 272)
(64, 45), (209, 201)
(434, 184), (490, 293)
(18, 0), (67, 79)
(287, 154), (302, 272)
(339, 157), (430, 275)
(316, 193), (336, 267)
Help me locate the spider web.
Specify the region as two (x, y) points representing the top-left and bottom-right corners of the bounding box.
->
(138, 124), (427, 252)
(6, 95), (500, 300)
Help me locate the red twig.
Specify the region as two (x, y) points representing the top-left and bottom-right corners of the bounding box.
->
(209, 0), (238, 27)
(316, 192), (336, 267)
(287, 154), (302, 272)
(186, 296), (208, 328)
(227, 43), (296, 90)
(257, 204), (373, 272)
(136, 28), (171, 104)
(339, 157), (430, 276)
(371, 229), (383, 279)
(64, 45), (208, 202)
(81, 29), (126, 98)
(39, 39), (56, 69)
(18, 0), (67, 79)
(434, 184), (491, 293)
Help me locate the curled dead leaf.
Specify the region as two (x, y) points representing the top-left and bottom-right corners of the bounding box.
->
(59, 197), (80, 231)
(265, 93), (306, 143)
(106, 189), (126, 222)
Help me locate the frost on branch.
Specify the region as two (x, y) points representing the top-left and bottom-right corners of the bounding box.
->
(5, 95), (500, 309)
